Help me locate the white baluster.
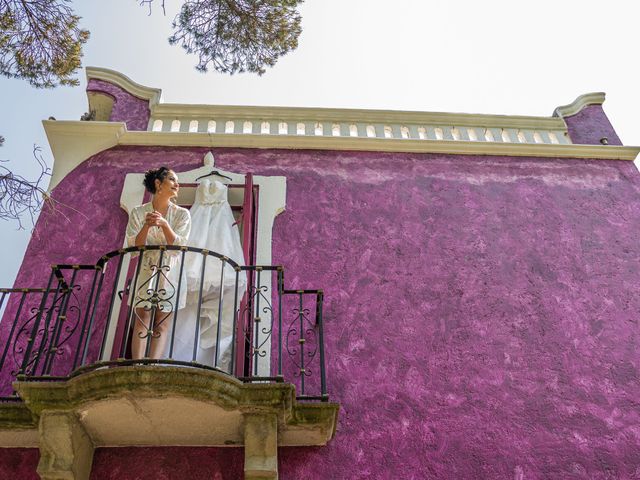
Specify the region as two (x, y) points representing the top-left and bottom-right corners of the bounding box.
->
(538, 131), (552, 144)
(489, 128), (503, 142)
(305, 122), (316, 136)
(507, 128), (520, 143)
(441, 126), (454, 140)
(195, 119), (207, 133)
(474, 127), (487, 142)
(521, 130), (535, 143)
(457, 127), (470, 141)
(467, 128), (478, 141)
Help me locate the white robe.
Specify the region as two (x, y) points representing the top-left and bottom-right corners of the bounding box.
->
(124, 202), (191, 312)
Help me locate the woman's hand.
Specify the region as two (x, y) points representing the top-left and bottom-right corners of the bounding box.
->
(144, 210), (175, 242)
(145, 211), (168, 228)
(144, 211), (157, 227)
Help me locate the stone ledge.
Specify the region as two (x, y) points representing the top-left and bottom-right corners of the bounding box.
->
(0, 400), (38, 447)
(11, 366), (338, 447)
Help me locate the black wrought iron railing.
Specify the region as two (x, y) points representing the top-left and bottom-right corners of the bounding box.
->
(0, 246), (327, 402)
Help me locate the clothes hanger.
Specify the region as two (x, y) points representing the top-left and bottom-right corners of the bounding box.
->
(195, 170), (233, 182)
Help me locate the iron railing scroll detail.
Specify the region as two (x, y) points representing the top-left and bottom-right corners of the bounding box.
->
(0, 246), (328, 402)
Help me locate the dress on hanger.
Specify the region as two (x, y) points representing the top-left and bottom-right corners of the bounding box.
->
(170, 179), (246, 367)
(184, 179), (246, 293)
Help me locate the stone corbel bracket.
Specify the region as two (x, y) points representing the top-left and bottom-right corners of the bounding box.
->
(11, 367), (339, 479)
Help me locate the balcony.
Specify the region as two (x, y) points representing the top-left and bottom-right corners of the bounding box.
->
(0, 246), (338, 480)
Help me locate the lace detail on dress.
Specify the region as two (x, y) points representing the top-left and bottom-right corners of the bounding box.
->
(195, 179), (228, 205)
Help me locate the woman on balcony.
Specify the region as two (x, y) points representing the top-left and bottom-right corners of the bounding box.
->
(125, 167), (191, 360)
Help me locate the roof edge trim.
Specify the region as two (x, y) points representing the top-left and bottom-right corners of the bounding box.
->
(554, 92), (606, 118)
(86, 67), (162, 106)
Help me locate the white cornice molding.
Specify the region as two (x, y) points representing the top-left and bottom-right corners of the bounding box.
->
(42, 121), (640, 191)
(44, 120), (126, 192)
(152, 103), (567, 130)
(553, 92), (606, 118)
(85, 67), (162, 106)
(119, 131), (640, 160)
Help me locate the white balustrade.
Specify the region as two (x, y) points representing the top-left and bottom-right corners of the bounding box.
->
(147, 113), (572, 145)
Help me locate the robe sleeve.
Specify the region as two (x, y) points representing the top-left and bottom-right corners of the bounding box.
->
(125, 206), (144, 248)
(172, 208), (191, 246)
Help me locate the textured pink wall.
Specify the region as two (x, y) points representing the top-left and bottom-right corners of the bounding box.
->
(563, 104), (622, 146)
(90, 447), (243, 479)
(0, 448), (39, 479)
(4, 146), (640, 478)
(86, 79), (151, 131)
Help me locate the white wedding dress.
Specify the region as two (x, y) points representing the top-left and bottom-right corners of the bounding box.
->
(170, 179), (246, 369)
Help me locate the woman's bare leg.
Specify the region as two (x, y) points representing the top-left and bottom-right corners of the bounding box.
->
(149, 311), (173, 359)
(132, 308), (152, 359)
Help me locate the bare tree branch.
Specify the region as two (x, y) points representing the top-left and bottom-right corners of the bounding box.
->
(0, 144), (85, 230)
(0, 145), (51, 228)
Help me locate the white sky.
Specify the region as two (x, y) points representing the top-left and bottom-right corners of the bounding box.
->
(1, 0), (639, 287)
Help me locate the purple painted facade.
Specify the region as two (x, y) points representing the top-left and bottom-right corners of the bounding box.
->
(563, 104), (623, 146)
(0, 448), (39, 479)
(3, 142), (640, 478)
(86, 79), (151, 131)
(90, 447), (244, 479)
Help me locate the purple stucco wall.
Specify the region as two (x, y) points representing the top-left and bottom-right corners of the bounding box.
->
(0, 448), (39, 479)
(90, 447), (243, 479)
(4, 146), (640, 478)
(563, 104), (622, 146)
(86, 79), (151, 131)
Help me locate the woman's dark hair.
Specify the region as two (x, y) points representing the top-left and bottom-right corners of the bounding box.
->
(143, 166), (171, 194)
